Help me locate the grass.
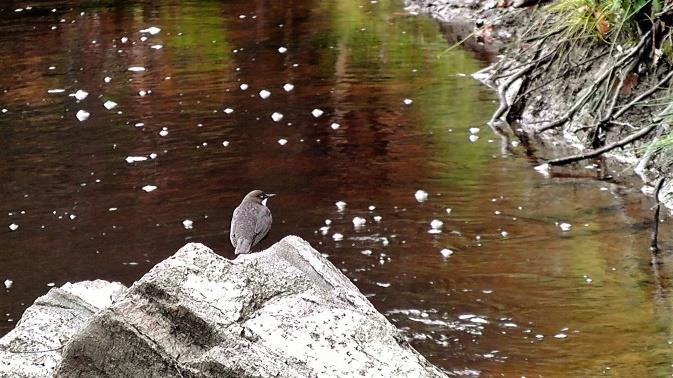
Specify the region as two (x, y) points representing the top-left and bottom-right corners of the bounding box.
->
(647, 131), (673, 164)
(549, 0), (661, 44)
(644, 101), (673, 162)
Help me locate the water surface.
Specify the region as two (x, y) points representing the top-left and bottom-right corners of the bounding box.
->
(1, 0), (673, 375)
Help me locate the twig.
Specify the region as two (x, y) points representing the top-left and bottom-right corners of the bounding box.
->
(546, 122), (658, 166)
(651, 177), (666, 253)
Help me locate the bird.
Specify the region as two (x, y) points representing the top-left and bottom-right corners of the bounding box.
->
(230, 190), (275, 254)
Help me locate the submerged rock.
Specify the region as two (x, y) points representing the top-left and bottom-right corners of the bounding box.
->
(2, 237), (446, 377)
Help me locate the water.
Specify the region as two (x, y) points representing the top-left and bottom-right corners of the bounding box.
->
(1, 0), (673, 376)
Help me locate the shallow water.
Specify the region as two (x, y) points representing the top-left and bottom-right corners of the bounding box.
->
(2, 0), (673, 375)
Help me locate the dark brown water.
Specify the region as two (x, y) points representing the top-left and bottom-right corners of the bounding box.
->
(2, 0), (673, 376)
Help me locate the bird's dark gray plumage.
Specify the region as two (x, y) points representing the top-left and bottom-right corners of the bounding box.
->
(230, 190), (275, 254)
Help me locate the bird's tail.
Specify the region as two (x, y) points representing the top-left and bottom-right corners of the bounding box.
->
(235, 238), (253, 255)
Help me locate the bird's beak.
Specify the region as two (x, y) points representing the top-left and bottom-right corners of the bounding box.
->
(266, 193), (276, 197)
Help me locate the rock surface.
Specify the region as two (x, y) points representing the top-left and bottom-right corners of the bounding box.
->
(0, 280), (126, 377)
(1, 236), (446, 377)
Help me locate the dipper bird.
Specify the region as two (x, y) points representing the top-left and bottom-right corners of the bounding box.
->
(230, 190), (275, 254)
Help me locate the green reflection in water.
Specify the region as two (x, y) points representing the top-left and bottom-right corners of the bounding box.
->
(162, 3), (230, 74)
(319, 0), (496, 185)
(314, 0), (673, 375)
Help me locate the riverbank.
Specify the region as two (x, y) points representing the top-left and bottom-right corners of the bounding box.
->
(406, 0), (673, 210)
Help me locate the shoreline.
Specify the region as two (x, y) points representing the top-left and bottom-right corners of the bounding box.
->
(405, 0), (673, 210)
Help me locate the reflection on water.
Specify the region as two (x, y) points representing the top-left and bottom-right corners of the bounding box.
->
(1, 0), (673, 375)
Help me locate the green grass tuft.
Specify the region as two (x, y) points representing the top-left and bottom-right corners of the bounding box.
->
(647, 132), (673, 164)
(549, 0), (655, 44)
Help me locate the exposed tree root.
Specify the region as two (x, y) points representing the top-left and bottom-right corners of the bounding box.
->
(547, 71), (673, 166)
(481, 3), (673, 255)
(488, 10), (673, 170)
(590, 51), (645, 147)
(489, 52), (554, 125)
(517, 54), (602, 98)
(545, 122), (658, 166)
(535, 29), (654, 133)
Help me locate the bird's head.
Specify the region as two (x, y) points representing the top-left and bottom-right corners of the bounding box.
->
(244, 190), (276, 206)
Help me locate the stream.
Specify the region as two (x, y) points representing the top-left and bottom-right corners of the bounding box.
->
(2, 0), (673, 375)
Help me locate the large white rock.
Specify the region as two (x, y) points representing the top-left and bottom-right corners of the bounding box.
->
(0, 280), (126, 377)
(2, 237), (446, 377)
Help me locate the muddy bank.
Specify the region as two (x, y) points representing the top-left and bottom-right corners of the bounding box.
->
(406, 0), (673, 210)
